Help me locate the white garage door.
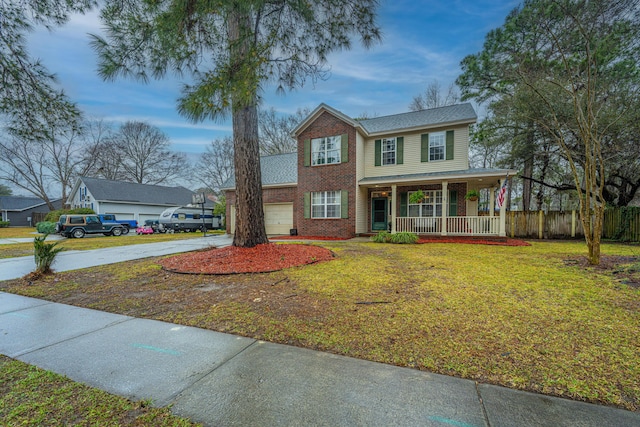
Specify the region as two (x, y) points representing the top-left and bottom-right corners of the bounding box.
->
(264, 203), (293, 235)
(230, 203), (293, 236)
(107, 212), (135, 220)
(139, 214), (161, 222)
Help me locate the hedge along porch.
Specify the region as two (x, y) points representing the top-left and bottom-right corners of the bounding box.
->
(359, 169), (511, 237)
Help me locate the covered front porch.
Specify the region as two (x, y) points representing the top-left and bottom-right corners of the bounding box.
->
(359, 169), (513, 237)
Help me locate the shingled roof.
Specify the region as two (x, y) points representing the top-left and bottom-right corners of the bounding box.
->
(221, 152), (297, 190)
(0, 196), (60, 211)
(77, 177), (200, 207)
(357, 103), (477, 134)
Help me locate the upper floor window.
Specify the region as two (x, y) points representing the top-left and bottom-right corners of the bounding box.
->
(312, 135), (341, 166)
(312, 190), (341, 218)
(382, 138), (396, 165)
(429, 132), (446, 161)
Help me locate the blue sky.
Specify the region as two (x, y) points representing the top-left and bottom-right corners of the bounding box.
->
(28, 0), (520, 155)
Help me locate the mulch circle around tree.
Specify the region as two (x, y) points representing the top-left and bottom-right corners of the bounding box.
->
(159, 243), (335, 275)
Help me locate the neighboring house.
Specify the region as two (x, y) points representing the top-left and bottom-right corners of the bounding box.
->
(68, 177), (210, 224)
(0, 196), (63, 226)
(223, 103), (514, 238)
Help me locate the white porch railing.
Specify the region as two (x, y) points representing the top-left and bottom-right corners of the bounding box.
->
(396, 216), (500, 236)
(396, 217), (441, 234)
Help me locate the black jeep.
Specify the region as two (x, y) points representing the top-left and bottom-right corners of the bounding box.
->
(55, 214), (127, 238)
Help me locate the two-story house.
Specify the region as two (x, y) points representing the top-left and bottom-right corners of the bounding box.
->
(223, 103), (513, 239)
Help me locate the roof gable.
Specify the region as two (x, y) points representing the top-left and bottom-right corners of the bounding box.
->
(292, 103), (359, 136)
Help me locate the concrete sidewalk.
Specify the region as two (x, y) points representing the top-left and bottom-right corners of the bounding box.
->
(1, 292), (638, 427)
(0, 234), (233, 281)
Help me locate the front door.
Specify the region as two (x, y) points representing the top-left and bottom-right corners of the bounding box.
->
(371, 197), (388, 231)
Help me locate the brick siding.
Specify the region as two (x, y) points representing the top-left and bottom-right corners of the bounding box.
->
(296, 111), (358, 238)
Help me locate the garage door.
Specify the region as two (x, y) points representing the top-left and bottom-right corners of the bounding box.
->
(264, 203), (293, 235)
(229, 203), (293, 236)
(139, 214), (161, 223)
(106, 212), (135, 220)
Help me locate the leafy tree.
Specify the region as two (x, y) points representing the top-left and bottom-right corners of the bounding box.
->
(457, 0), (640, 265)
(0, 0), (95, 140)
(0, 183), (12, 195)
(409, 80), (459, 111)
(91, 0), (381, 247)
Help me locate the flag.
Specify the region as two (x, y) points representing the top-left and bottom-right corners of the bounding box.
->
(496, 179), (507, 209)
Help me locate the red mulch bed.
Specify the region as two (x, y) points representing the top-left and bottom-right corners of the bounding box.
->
(417, 237), (531, 246)
(271, 235), (350, 240)
(159, 243), (335, 275)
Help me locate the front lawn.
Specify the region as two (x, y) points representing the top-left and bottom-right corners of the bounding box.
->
(1, 240), (638, 411)
(0, 230), (218, 259)
(0, 227), (38, 238)
(0, 356), (200, 426)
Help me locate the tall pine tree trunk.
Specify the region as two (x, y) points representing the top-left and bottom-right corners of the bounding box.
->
(231, 103), (268, 247)
(228, 7), (268, 248)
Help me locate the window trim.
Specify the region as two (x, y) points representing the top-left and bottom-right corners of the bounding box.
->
(311, 190), (342, 219)
(429, 131), (446, 162)
(311, 135), (342, 166)
(381, 137), (396, 166)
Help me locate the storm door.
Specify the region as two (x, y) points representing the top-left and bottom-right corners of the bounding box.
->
(371, 197), (388, 231)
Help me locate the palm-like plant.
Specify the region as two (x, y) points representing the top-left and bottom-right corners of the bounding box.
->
(33, 234), (64, 275)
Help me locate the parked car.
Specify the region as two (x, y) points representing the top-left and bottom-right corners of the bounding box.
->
(97, 214), (138, 234)
(55, 214), (127, 238)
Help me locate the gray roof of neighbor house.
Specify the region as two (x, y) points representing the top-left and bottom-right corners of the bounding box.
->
(221, 152), (298, 190)
(78, 177), (204, 207)
(0, 196), (61, 211)
(357, 103), (477, 134)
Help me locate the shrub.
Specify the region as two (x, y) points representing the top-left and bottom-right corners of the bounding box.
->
(36, 221), (57, 234)
(44, 208), (95, 222)
(0, 221), (9, 228)
(33, 234), (64, 275)
(371, 231), (392, 243)
(390, 232), (419, 244)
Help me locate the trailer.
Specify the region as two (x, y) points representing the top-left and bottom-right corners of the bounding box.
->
(158, 206), (221, 232)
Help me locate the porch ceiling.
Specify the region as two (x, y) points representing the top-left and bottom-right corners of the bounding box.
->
(358, 168), (516, 189)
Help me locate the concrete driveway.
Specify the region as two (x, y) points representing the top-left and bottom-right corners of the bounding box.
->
(0, 234), (233, 281)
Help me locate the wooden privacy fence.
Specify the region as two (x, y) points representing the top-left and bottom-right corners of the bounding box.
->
(505, 207), (640, 242)
(602, 207), (640, 242)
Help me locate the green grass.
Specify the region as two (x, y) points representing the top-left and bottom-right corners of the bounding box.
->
(0, 230), (215, 259)
(0, 227), (39, 238)
(0, 355), (200, 426)
(2, 239), (639, 411)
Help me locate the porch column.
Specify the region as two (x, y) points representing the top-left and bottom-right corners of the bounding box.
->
(498, 179), (506, 237)
(489, 187), (495, 217)
(391, 185), (397, 233)
(441, 181), (448, 236)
